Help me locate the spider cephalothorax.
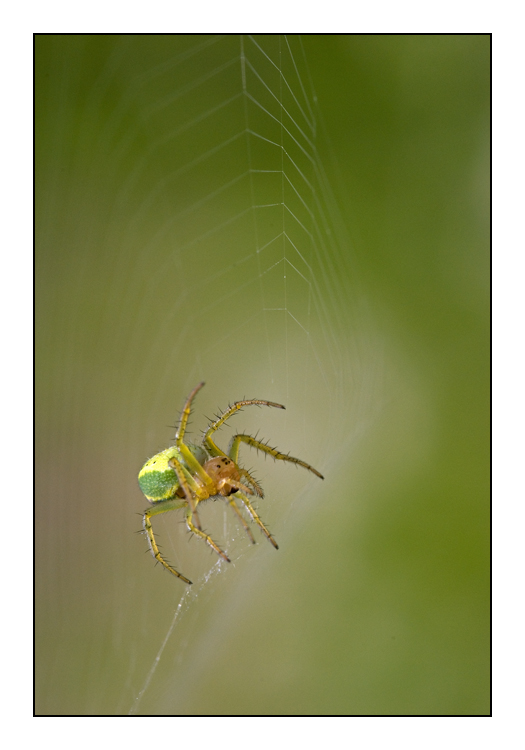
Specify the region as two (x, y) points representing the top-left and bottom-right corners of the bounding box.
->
(202, 456), (244, 496)
(138, 382), (323, 584)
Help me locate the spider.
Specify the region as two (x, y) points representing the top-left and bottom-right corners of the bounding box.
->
(138, 382), (324, 584)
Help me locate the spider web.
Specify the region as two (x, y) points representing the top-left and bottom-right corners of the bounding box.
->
(36, 35), (381, 716)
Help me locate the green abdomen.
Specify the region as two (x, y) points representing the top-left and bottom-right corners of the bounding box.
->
(138, 444), (208, 503)
(138, 449), (179, 502)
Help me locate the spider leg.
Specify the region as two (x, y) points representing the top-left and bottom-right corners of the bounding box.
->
(174, 382), (216, 495)
(235, 491), (279, 549)
(175, 381), (205, 443)
(185, 509), (231, 563)
(229, 434), (324, 479)
(237, 468), (264, 497)
(178, 441), (216, 495)
(143, 499), (192, 584)
(227, 496), (256, 544)
(169, 457), (204, 530)
(229, 437), (264, 495)
(204, 398), (285, 457)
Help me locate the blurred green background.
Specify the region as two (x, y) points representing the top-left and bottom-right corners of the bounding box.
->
(35, 35), (489, 715)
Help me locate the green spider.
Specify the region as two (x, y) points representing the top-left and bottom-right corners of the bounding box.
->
(138, 382), (324, 584)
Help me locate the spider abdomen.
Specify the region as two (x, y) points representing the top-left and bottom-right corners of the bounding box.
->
(138, 444), (208, 503)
